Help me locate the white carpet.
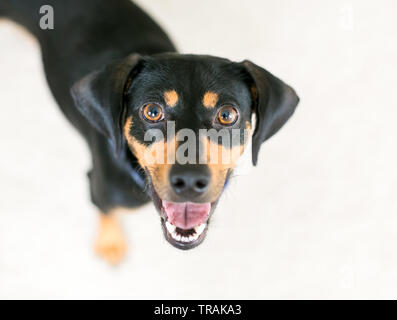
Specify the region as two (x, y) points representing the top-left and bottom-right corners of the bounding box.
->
(0, 0), (396, 299)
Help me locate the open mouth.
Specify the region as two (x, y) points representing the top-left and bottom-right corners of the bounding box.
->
(160, 201), (212, 249)
(146, 172), (227, 250)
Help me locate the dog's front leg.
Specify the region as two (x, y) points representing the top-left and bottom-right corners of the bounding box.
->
(95, 210), (127, 265)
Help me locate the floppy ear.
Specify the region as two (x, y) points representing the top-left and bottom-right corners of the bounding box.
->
(242, 60), (299, 166)
(70, 53), (143, 155)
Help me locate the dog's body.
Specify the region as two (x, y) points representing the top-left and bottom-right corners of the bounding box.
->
(2, 0), (173, 211)
(1, 0), (299, 263)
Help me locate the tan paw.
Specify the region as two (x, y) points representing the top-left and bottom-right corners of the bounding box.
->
(95, 213), (127, 265)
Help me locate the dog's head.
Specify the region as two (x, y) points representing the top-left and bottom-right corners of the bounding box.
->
(71, 53), (299, 249)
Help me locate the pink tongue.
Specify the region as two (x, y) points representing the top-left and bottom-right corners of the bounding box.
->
(162, 201), (211, 230)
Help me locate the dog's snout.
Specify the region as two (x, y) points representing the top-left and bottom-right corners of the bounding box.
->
(170, 165), (210, 199)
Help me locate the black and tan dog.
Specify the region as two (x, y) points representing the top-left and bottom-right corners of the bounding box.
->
(1, 0), (299, 263)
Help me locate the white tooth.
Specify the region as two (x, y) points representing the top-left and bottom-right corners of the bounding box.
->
(182, 236), (188, 242)
(188, 235), (195, 242)
(166, 221), (176, 233)
(171, 232), (177, 240)
(176, 234), (181, 241)
(194, 223), (206, 235)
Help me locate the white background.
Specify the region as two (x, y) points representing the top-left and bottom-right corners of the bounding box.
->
(0, 0), (396, 299)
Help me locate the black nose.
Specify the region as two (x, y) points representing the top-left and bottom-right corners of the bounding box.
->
(170, 165), (210, 199)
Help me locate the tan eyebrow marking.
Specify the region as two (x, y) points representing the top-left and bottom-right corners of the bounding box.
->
(164, 90), (179, 107)
(202, 91), (219, 108)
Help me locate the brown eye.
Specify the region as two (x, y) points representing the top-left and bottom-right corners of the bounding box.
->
(142, 103), (164, 123)
(217, 105), (238, 126)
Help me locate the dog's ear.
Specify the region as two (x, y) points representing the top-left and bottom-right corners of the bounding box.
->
(71, 53), (143, 156)
(242, 60), (299, 166)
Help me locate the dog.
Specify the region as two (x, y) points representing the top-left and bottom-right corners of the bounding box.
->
(1, 0), (299, 264)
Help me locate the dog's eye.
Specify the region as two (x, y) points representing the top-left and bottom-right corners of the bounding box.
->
(141, 103), (164, 123)
(217, 106), (238, 126)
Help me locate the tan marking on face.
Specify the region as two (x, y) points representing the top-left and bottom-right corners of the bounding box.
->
(124, 116), (250, 202)
(200, 135), (247, 202)
(202, 91), (219, 108)
(164, 90), (179, 107)
(124, 117), (178, 199)
(95, 210), (126, 265)
(245, 121), (252, 132)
